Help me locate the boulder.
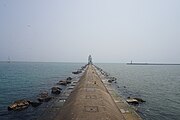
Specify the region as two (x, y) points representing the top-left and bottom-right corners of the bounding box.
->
(126, 97), (146, 104)
(109, 77), (117, 81)
(38, 97), (52, 102)
(8, 99), (30, 111)
(66, 80), (71, 84)
(81, 65), (86, 70)
(29, 101), (42, 107)
(37, 92), (52, 102)
(72, 70), (82, 74)
(108, 79), (112, 83)
(126, 98), (139, 104)
(57, 80), (67, 86)
(51, 86), (62, 94)
(134, 98), (146, 102)
(66, 77), (72, 80)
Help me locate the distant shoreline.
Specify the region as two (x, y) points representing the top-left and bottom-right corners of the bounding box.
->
(127, 63), (180, 65)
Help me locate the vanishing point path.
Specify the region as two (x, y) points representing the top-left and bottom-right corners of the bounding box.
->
(53, 64), (142, 120)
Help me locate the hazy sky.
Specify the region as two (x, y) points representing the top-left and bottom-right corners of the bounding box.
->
(0, 0), (180, 63)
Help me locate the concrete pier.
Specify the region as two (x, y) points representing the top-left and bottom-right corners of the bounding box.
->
(38, 64), (142, 120)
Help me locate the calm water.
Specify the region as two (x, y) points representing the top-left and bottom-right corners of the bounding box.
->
(0, 62), (84, 120)
(97, 63), (180, 120)
(0, 62), (180, 120)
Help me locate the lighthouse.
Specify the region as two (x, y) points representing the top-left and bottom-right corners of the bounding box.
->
(88, 55), (92, 64)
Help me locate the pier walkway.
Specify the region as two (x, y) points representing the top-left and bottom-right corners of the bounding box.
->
(53, 64), (142, 120)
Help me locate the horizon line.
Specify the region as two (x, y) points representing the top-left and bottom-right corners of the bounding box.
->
(0, 60), (180, 64)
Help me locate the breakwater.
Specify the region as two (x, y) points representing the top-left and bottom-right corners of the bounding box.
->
(127, 63), (180, 65)
(38, 64), (142, 120)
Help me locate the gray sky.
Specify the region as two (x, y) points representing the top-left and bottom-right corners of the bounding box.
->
(0, 0), (180, 63)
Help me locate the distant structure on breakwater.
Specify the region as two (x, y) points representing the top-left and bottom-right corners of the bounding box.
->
(127, 61), (180, 65)
(88, 55), (92, 64)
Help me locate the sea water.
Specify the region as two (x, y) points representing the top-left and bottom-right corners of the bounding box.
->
(0, 62), (180, 120)
(97, 63), (180, 120)
(0, 62), (84, 120)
